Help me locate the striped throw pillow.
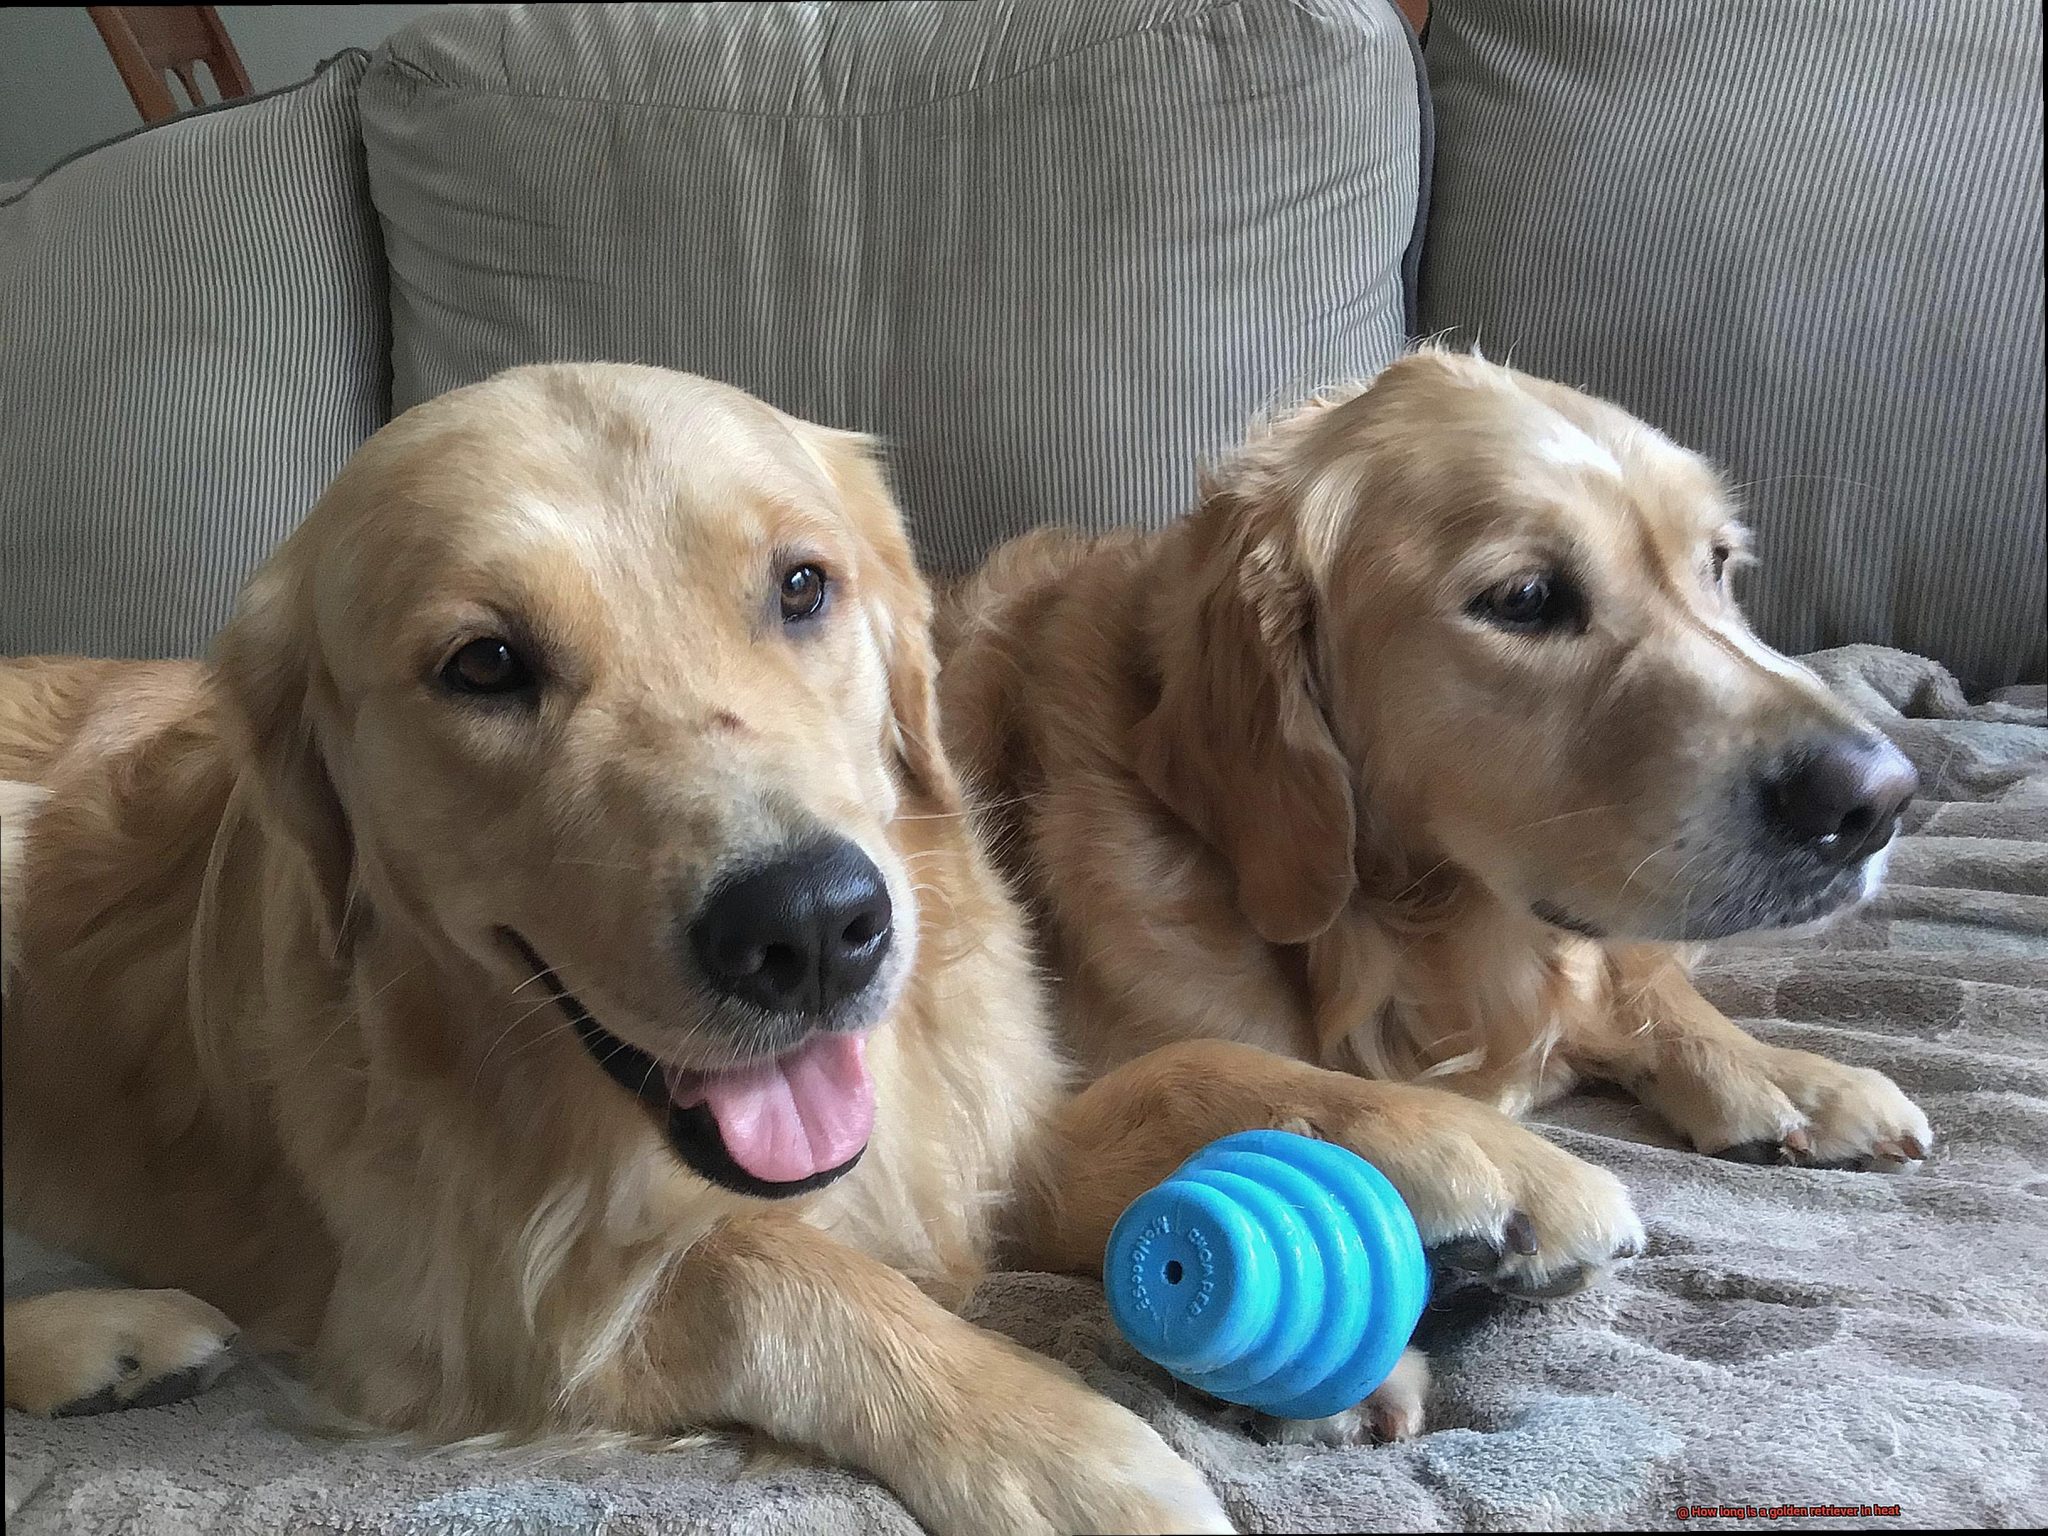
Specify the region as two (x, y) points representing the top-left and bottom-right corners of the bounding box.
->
(1, 52), (389, 661)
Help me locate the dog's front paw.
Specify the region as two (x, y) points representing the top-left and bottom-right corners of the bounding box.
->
(1708, 1046), (1932, 1171)
(1313, 1092), (1645, 1301)
(1418, 1127), (1645, 1299)
(914, 1342), (1234, 1535)
(4, 1288), (239, 1416)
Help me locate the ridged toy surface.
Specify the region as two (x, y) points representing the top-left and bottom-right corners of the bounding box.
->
(1103, 1129), (1428, 1421)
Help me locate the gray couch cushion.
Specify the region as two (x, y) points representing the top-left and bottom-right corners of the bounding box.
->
(0, 52), (389, 661)
(1418, 0), (2046, 689)
(360, 0), (1422, 575)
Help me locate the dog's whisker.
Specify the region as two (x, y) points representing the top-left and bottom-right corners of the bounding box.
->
(1384, 856), (1456, 907)
(472, 990), (581, 1088)
(472, 997), (572, 1076)
(1501, 803), (1633, 835)
(497, 1015), (587, 1065)
(895, 790), (1045, 822)
(1666, 843), (1724, 937)
(353, 960), (426, 1009)
(1616, 836), (1686, 901)
(269, 961), (432, 1083)
(1728, 472), (1896, 499)
(280, 1007), (374, 1082)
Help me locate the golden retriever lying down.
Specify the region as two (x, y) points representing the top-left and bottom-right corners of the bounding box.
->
(939, 348), (1934, 1208)
(1, 364), (1650, 1533)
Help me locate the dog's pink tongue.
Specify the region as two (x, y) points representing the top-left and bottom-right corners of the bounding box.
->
(669, 1034), (873, 1185)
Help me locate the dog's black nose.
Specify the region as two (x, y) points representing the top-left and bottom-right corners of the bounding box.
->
(1765, 735), (1917, 865)
(689, 837), (893, 1016)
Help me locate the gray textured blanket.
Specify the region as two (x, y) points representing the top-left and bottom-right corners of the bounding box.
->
(7, 645), (2045, 1533)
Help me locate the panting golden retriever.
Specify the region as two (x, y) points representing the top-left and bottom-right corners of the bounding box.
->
(938, 349), (1934, 1218)
(2, 363), (1646, 1533)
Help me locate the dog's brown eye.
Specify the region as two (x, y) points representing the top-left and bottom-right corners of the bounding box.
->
(1470, 572), (1585, 635)
(779, 563), (828, 623)
(441, 638), (535, 696)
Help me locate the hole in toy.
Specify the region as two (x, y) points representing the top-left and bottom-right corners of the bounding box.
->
(1164, 1260), (1184, 1285)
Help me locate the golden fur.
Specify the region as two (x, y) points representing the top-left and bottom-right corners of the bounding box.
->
(939, 349), (1934, 1190)
(4, 363), (1651, 1532)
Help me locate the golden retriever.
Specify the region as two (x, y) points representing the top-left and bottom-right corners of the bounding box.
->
(938, 348), (1934, 1208)
(2, 363), (1647, 1533)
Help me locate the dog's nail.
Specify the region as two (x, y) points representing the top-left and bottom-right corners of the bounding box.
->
(1368, 1404), (1407, 1444)
(1504, 1211), (1538, 1255)
(1872, 1138), (1905, 1161)
(1900, 1135), (1928, 1161)
(1781, 1127), (1812, 1155)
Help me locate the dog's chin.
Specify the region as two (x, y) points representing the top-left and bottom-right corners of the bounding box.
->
(496, 928), (873, 1200)
(1549, 838), (1895, 945)
(1696, 840), (1896, 947)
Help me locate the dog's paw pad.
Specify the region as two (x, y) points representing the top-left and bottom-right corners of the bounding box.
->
(1715, 1136), (1808, 1166)
(50, 1339), (236, 1416)
(10, 1289), (239, 1417)
(1428, 1235), (1506, 1278)
(1499, 1264), (1601, 1301)
(1426, 1205), (1622, 1300)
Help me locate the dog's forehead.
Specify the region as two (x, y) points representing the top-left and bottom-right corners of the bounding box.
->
(481, 377), (824, 529)
(309, 368), (864, 659)
(1317, 365), (1737, 595)
(361, 376), (841, 564)
(1464, 378), (1731, 555)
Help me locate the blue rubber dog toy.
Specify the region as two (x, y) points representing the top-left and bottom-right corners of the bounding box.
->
(1103, 1129), (1427, 1421)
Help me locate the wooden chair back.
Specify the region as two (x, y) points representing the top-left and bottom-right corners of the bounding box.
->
(89, 6), (253, 125)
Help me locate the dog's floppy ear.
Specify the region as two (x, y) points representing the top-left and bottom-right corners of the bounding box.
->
(212, 551), (357, 961)
(799, 425), (963, 814)
(1132, 489), (1357, 945)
